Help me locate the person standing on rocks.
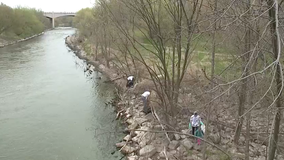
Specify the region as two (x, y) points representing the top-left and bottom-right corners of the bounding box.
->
(141, 91), (151, 114)
(126, 76), (135, 88)
(190, 111), (201, 135)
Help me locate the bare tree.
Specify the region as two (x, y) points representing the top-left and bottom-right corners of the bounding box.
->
(267, 0), (283, 159)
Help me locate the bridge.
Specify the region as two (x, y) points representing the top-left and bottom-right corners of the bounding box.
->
(44, 12), (76, 28)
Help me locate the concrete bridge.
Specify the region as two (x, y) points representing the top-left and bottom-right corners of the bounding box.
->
(44, 12), (76, 28)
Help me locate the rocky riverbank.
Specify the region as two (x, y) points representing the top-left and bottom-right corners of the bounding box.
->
(65, 35), (196, 160)
(65, 34), (282, 160)
(0, 32), (44, 48)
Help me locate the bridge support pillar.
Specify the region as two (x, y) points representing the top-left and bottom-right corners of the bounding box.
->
(52, 18), (55, 28)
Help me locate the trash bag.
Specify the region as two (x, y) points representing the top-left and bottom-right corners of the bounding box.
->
(200, 121), (205, 134)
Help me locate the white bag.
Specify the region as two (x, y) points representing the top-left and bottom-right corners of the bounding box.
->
(201, 123), (206, 133)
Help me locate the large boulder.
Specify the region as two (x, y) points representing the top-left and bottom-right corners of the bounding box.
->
(116, 141), (126, 148)
(193, 143), (201, 151)
(123, 135), (131, 141)
(174, 134), (181, 140)
(209, 133), (221, 144)
(177, 145), (187, 155)
(135, 118), (148, 124)
(121, 146), (136, 155)
(139, 145), (157, 158)
(168, 140), (179, 150)
(138, 132), (153, 147)
(127, 156), (139, 160)
(128, 121), (138, 130)
(182, 138), (193, 150)
(181, 129), (190, 139)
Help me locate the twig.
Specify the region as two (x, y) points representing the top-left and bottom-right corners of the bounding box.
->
(152, 107), (171, 142)
(104, 75), (125, 83)
(163, 146), (169, 160)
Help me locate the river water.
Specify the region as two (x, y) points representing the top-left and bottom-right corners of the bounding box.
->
(0, 28), (124, 160)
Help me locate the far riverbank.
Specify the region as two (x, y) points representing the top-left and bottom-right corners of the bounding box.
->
(0, 32), (45, 48)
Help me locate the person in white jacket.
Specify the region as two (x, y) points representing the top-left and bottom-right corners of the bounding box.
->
(141, 91), (151, 114)
(190, 111), (201, 135)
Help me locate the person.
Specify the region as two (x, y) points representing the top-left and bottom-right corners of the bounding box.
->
(190, 111), (201, 135)
(126, 76), (135, 88)
(195, 125), (204, 145)
(141, 91), (151, 114)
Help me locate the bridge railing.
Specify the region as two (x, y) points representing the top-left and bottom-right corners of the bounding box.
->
(44, 12), (76, 14)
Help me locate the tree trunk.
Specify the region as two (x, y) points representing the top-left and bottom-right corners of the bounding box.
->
(234, 0), (251, 144)
(267, 1), (282, 159)
(245, 112), (251, 160)
(203, 0), (217, 159)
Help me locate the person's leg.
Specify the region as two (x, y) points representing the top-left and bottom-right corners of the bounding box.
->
(130, 81), (134, 87)
(197, 139), (201, 145)
(142, 97), (147, 113)
(192, 127), (196, 135)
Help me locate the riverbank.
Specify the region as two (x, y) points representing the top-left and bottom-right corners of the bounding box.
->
(0, 32), (45, 48)
(65, 35), (179, 160)
(65, 34), (281, 160)
(65, 34), (228, 160)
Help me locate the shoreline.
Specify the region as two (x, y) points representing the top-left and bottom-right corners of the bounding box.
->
(64, 34), (219, 160)
(65, 34), (167, 160)
(64, 34), (275, 160)
(0, 31), (47, 48)
(0, 32), (44, 48)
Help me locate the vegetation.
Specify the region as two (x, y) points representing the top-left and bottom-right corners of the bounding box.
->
(73, 0), (284, 159)
(0, 3), (50, 41)
(55, 17), (74, 27)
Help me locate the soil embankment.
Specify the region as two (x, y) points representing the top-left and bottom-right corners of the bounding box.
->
(0, 32), (44, 48)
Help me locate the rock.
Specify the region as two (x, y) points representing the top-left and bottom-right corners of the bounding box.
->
(193, 144), (201, 151)
(139, 145), (157, 158)
(123, 128), (131, 134)
(169, 150), (177, 155)
(126, 108), (131, 114)
(121, 146), (136, 155)
(136, 118), (148, 124)
(126, 119), (134, 125)
(127, 156), (139, 160)
(159, 152), (166, 158)
(181, 129), (190, 139)
(155, 125), (164, 130)
(174, 134), (181, 140)
(128, 121), (138, 130)
(209, 133), (221, 144)
(132, 136), (139, 143)
(139, 133), (153, 148)
(182, 138), (193, 150)
(116, 141), (126, 148)
(168, 140), (179, 150)
(277, 155), (284, 160)
(256, 156), (265, 160)
(124, 135), (131, 141)
(177, 145), (187, 155)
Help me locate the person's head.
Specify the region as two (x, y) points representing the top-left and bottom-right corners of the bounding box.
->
(194, 111), (198, 116)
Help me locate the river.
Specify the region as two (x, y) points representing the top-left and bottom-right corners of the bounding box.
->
(0, 28), (124, 160)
